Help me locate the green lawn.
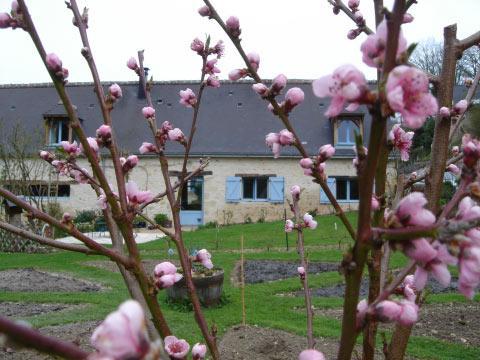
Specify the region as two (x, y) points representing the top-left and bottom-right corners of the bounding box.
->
(0, 212), (478, 360)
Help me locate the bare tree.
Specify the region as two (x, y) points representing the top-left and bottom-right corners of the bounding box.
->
(411, 39), (480, 84)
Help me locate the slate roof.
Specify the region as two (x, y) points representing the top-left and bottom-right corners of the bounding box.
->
(0, 80), (472, 158)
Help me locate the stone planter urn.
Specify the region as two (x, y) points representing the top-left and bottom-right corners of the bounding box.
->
(166, 269), (224, 307)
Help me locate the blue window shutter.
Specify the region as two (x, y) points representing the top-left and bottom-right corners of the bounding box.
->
(320, 177), (336, 203)
(225, 176), (242, 202)
(268, 177), (284, 203)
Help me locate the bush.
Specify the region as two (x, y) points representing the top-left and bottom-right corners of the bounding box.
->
(74, 210), (96, 224)
(198, 221), (218, 230)
(133, 216), (147, 228)
(154, 213), (171, 227)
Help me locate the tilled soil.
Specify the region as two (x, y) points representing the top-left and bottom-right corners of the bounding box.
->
(291, 278), (459, 298)
(0, 302), (85, 318)
(0, 268), (102, 293)
(218, 325), (389, 359)
(234, 260), (338, 285)
(0, 321), (99, 360)
(314, 302), (480, 347)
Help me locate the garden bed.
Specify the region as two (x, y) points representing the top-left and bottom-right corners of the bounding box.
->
(0, 302), (86, 319)
(232, 260), (338, 285)
(0, 268), (103, 293)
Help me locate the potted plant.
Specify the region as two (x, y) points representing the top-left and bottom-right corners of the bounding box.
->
(166, 249), (224, 307)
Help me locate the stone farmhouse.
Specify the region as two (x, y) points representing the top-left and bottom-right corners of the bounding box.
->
(0, 80), (469, 225)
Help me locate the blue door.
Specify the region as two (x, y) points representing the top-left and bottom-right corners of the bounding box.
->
(180, 176), (204, 226)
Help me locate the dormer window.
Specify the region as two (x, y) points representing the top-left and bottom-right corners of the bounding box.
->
(45, 117), (71, 146)
(333, 116), (363, 147)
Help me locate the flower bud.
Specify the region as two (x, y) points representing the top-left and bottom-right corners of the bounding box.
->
(228, 68), (246, 81)
(303, 213), (317, 230)
(164, 336), (190, 359)
(297, 266), (305, 276)
(252, 83), (269, 97)
(190, 37), (205, 55)
(318, 144), (335, 161)
(168, 128), (185, 142)
(127, 57), (138, 71)
(348, 0), (360, 10)
(290, 185), (301, 198)
(451, 145), (459, 156)
(179, 88), (197, 107)
(299, 157), (313, 169)
(371, 196), (380, 211)
(453, 99), (468, 115)
(354, 11), (364, 23)
(247, 52), (260, 71)
(122, 155), (139, 173)
(197, 5), (211, 17)
(39, 150), (54, 161)
(439, 106), (450, 118)
(139, 142), (157, 154)
(347, 29), (360, 40)
(195, 249), (214, 269)
(278, 129), (294, 145)
(402, 13), (414, 23)
(108, 83), (122, 100)
(206, 75), (221, 88)
(284, 87), (304, 113)
(46, 53), (62, 72)
(375, 300), (402, 322)
(299, 349), (325, 360)
(447, 164), (460, 175)
(142, 106), (155, 119)
(0, 13), (12, 29)
(285, 219), (294, 233)
(96, 125), (112, 145)
(226, 16), (241, 37)
(270, 74), (287, 95)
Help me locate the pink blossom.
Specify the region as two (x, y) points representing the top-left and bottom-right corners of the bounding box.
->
(285, 219), (294, 233)
(453, 99), (468, 115)
(226, 16), (241, 37)
(61, 141), (81, 156)
(447, 164), (460, 175)
(154, 262), (177, 277)
(228, 68), (247, 81)
(290, 185), (301, 198)
(72, 168), (89, 184)
(402, 13), (414, 23)
(405, 238), (437, 263)
(386, 65), (438, 129)
(168, 128), (185, 142)
(298, 349), (325, 360)
(247, 52), (260, 71)
(388, 124), (414, 161)
(139, 142), (157, 154)
(347, 29), (360, 40)
(125, 181), (153, 206)
(284, 87), (305, 113)
(206, 75), (221, 88)
(46, 53), (62, 72)
(192, 343), (207, 360)
(91, 300), (149, 360)
(154, 262), (182, 289)
(297, 266), (305, 276)
(190, 37), (204, 55)
(141, 106), (155, 119)
(96, 125), (112, 147)
(456, 197), (480, 222)
(439, 106), (451, 118)
(179, 88), (197, 107)
(278, 129), (294, 145)
(356, 299), (368, 328)
(395, 192), (435, 227)
(80, 137), (99, 155)
(270, 74), (287, 95)
(0, 12), (12, 28)
(462, 134), (480, 168)
(198, 5), (211, 17)
(318, 144), (335, 161)
(265, 132), (281, 157)
(354, 11), (364, 24)
(360, 20), (407, 68)
(211, 40), (225, 58)
(62, 212), (72, 223)
(161, 121), (174, 133)
(108, 83), (122, 100)
(375, 300), (402, 322)
(122, 155), (139, 173)
(164, 335), (190, 359)
(205, 58), (220, 75)
(195, 249), (214, 269)
(252, 83), (269, 97)
(303, 213), (317, 230)
(348, 0), (360, 10)
(312, 64), (367, 117)
(300, 158), (313, 169)
(371, 196), (380, 211)
(397, 300), (418, 326)
(127, 57), (138, 71)
(410, 171), (417, 180)
(459, 247), (480, 299)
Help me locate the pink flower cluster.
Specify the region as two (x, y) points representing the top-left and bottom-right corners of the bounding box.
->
(194, 249), (214, 269)
(125, 181), (154, 207)
(267, 87), (305, 115)
(299, 144), (335, 178)
(155, 120), (186, 148)
(91, 300), (150, 360)
(386, 66), (438, 129)
(179, 88), (197, 107)
(229, 52), (260, 81)
(39, 150), (91, 185)
(303, 213), (318, 230)
(0, 2), (23, 30)
(265, 129), (294, 158)
(252, 73), (288, 99)
(388, 124), (414, 161)
(312, 64), (368, 117)
(60, 141), (81, 157)
(120, 155), (139, 173)
(153, 261), (183, 289)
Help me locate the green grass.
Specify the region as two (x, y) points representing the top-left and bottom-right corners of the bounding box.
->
(0, 213), (479, 360)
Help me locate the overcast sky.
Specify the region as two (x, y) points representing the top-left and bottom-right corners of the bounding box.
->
(0, 0), (479, 84)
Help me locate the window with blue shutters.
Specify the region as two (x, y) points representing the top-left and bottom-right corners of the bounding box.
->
(321, 177), (358, 203)
(225, 176), (284, 203)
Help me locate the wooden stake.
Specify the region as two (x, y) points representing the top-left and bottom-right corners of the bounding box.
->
(240, 234), (246, 326)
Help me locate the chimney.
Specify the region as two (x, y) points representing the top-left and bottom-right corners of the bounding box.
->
(137, 67), (150, 99)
